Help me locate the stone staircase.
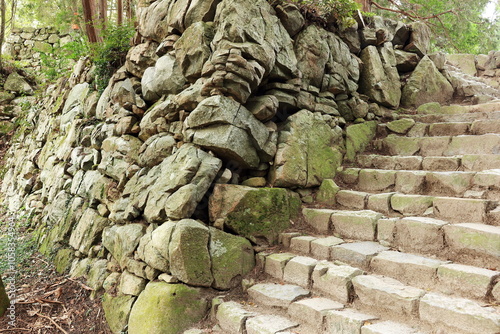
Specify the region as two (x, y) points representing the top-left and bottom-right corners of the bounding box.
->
(186, 101), (500, 334)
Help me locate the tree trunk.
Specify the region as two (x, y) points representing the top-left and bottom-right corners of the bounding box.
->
(355, 0), (372, 12)
(0, 0), (6, 69)
(117, 0), (123, 25)
(82, 0), (100, 43)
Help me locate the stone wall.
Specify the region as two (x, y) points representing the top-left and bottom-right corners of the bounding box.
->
(3, 27), (73, 71)
(1, 1), (499, 333)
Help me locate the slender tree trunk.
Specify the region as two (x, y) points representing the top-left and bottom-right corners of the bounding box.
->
(117, 0), (123, 25)
(0, 0), (6, 69)
(82, 0), (99, 43)
(98, 0), (107, 28)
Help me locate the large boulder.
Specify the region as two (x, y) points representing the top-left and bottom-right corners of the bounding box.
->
(68, 208), (110, 255)
(404, 21), (431, 57)
(111, 144), (222, 223)
(184, 95), (277, 169)
(209, 184), (301, 245)
(401, 56), (454, 108)
(270, 109), (343, 188)
(359, 44), (401, 108)
(128, 282), (208, 334)
(345, 121), (377, 162)
(137, 222), (175, 273)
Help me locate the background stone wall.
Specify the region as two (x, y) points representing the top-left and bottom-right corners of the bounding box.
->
(3, 27), (73, 71)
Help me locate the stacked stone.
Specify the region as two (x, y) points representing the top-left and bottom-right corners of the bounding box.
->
(3, 27), (73, 71)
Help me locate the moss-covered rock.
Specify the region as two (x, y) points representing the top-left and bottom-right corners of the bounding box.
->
(209, 185), (300, 245)
(386, 118), (415, 134)
(316, 179), (340, 205)
(0, 276), (9, 317)
(54, 248), (75, 274)
(270, 109), (343, 188)
(102, 293), (136, 334)
(401, 56), (454, 108)
(209, 227), (255, 290)
(168, 219), (213, 287)
(128, 282), (208, 334)
(345, 121), (377, 162)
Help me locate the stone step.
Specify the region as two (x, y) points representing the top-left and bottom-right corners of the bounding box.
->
(259, 252), (500, 334)
(301, 208), (500, 270)
(372, 134), (500, 157)
(339, 167), (500, 199)
(356, 154), (500, 172)
(213, 297), (425, 334)
(331, 190), (498, 224)
(380, 119), (500, 138)
(280, 232), (500, 302)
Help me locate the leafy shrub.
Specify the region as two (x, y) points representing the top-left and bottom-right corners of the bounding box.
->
(288, 0), (361, 27)
(90, 23), (135, 93)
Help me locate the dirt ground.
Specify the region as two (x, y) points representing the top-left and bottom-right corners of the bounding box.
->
(0, 252), (112, 334)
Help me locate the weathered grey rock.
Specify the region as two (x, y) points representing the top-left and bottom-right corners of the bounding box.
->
(184, 95), (276, 169)
(61, 83), (90, 128)
(288, 297), (343, 328)
(169, 219), (212, 287)
(128, 282), (208, 334)
(114, 144), (221, 223)
(216, 301), (256, 334)
(345, 122), (377, 162)
(275, 3), (305, 37)
(87, 259), (109, 292)
(244, 95), (279, 122)
(359, 44), (401, 108)
(404, 21), (431, 57)
(137, 222), (175, 272)
(402, 56), (454, 108)
(69, 208), (109, 255)
(141, 54), (186, 102)
(270, 110), (343, 187)
(102, 224), (146, 268)
(102, 293), (136, 334)
(139, 133), (176, 167)
(283, 256), (318, 287)
(361, 321), (422, 334)
(325, 308), (378, 334)
(4, 72), (33, 95)
(352, 275), (425, 317)
(419, 293), (500, 334)
(265, 253), (296, 279)
(209, 184), (300, 245)
(248, 283), (310, 308)
(174, 22), (214, 82)
(125, 42), (159, 78)
(246, 315), (298, 334)
(312, 261), (363, 303)
(119, 270), (147, 296)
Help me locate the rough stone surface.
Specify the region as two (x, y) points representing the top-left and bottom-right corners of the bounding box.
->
(270, 110), (342, 187)
(246, 315), (298, 334)
(102, 293), (136, 334)
(209, 184), (300, 245)
(128, 282), (208, 334)
(402, 56), (454, 108)
(325, 309), (378, 334)
(247, 283), (310, 308)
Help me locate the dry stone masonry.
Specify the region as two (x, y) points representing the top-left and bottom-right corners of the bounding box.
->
(1, 0), (500, 333)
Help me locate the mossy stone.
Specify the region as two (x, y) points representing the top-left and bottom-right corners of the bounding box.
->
(386, 118), (415, 134)
(345, 121), (377, 162)
(128, 282), (208, 334)
(416, 102), (441, 114)
(211, 186), (298, 245)
(102, 293), (136, 334)
(0, 276), (9, 317)
(54, 248), (75, 274)
(316, 179), (340, 205)
(209, 228), (255, 290)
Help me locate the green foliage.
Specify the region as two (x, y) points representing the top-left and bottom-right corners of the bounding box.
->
(289, 0), (361, 27)
(372, 0), (500, 54)
(90, 23), (135, 93)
